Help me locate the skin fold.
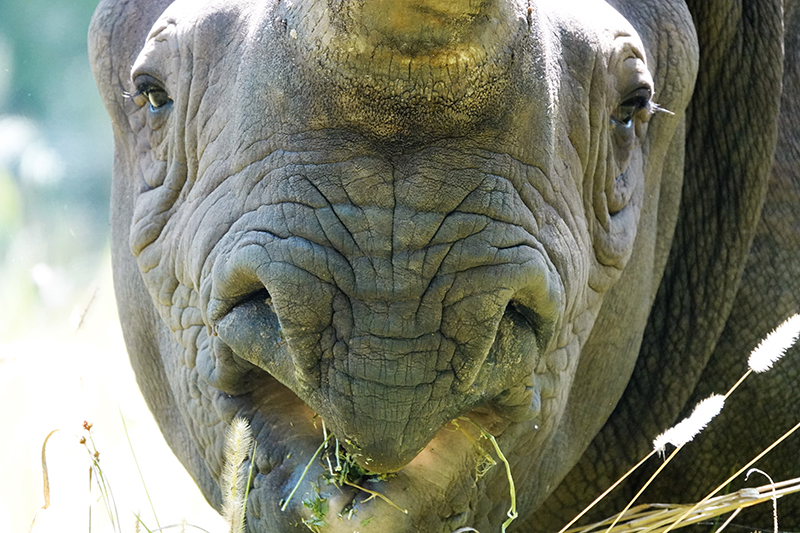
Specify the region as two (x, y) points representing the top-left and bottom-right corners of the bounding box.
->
(88, 0), (800, 530)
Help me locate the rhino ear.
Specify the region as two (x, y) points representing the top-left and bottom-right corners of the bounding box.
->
(89, 0), (175, 122)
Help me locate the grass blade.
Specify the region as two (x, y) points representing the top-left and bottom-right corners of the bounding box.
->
(40, 429), (60, 509)
(120, 408), (162, 530)
(281, 434), (332, 512)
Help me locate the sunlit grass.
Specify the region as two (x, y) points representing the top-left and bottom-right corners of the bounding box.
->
(5, 256), (226, 533)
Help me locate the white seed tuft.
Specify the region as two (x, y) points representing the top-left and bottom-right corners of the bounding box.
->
(221, 417), (254, 533)
(653, 395), (725, 454)
(748, 314), (800, 373)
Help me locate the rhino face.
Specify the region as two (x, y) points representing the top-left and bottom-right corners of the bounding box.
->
(91, 0), (698, 530)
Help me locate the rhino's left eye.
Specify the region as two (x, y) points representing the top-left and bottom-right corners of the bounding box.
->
(604, 86), (654, 215)
(133, 75), (172, 111)
(612, 87), (653, 127)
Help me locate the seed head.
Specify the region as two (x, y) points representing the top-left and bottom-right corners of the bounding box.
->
(221, 417), (254, 533)
(653, 395), (725, 454)
(748, 314), (800, 373)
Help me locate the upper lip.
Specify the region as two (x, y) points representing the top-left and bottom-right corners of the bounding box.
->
(210, 288), (555, 471)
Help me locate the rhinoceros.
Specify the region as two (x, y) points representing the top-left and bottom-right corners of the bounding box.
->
(89, 0), (800, 530)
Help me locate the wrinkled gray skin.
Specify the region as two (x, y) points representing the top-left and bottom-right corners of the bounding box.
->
(89, 0), (800, 530)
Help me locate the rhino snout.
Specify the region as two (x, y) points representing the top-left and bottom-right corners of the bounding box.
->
(206, 223), (562, 472)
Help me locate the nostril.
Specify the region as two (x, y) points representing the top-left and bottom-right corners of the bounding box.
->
(240, 288), (272, 307)
(506, 300), (538, 330)
(210, 288), (274, 333)
(505, 299), (553, 352)
(208, 275), (273, 323)
(212, 286), (274, 328)
(213, 285), (294, 386)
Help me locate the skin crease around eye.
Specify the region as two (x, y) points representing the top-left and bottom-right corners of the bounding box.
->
(609, 63), (655, 170)
(611, 53), (654, 123)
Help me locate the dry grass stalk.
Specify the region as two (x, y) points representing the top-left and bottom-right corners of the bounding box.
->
(660, 419), (800, 533)
(744, 469), (778, 533)
(566, 477), (800, 533)
(593, 395), (727, 532)
(121, 409), (162, 531)
(40, 429), (59, 510)
(82, 421), (122, 533)
(558, 395), (726, 533)
(560, 315), (800, 533)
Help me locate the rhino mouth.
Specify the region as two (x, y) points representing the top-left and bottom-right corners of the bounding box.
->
(210, 359), (516, 531)
(203, 291), (549, 529)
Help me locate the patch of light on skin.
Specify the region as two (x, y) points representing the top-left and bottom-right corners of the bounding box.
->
(400, 421), (483, 482)
(292, 0), (517, 65)
(537, 11), (562, 123)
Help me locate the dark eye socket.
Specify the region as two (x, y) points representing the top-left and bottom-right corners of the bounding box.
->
(132, 74), (172, 110)
(613, 87), (653, 125)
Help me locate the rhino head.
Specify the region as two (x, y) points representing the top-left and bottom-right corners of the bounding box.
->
(89, 0), (699, 530)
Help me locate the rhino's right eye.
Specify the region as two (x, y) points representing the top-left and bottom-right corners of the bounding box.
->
(133, 75), (172, 111)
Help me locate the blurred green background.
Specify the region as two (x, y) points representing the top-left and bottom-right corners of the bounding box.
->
(0, 1), (226, 531)
(0, 0), (111, 330)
